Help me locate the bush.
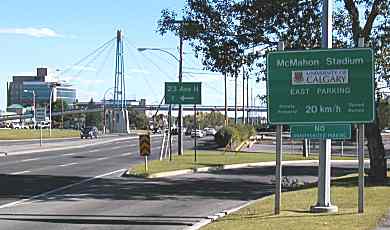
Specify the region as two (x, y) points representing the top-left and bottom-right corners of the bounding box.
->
(214, 124), (255, 147)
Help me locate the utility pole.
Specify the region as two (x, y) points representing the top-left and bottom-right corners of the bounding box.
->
(246, 72), (249, 124)
(234, 73), (238, 124)
(224, 72), (228, 126)
(242, 66), (245, 124)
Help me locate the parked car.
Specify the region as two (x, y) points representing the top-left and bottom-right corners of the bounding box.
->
(10, 122), (21, 129)
(204, 127), (217, 136)
(80, 126), (98, 139)
(191, 129), (204, 138)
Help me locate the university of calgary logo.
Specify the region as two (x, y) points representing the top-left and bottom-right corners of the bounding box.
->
(293, 71), (304, 84)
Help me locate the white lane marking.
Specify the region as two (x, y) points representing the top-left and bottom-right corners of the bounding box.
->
(97, 157), (108, 161)
(0, 168), (126, 209)
(21, 158), (41, 162)
(111, 146), (121, 150)
(59, 162), (79, 167)
(10, 170), (31, 175)
(120, 153), (131, 156)
(63, 153), (75, 156)
(89, 149), (99, 153)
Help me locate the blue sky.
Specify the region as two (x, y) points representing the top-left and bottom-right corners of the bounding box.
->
(0, 0), (262, 112)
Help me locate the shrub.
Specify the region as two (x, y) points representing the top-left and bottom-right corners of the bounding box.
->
(214, 124), (255, 147)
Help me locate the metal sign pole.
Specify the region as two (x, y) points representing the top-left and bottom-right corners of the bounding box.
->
(358, 37), (365, 213)
(194, 104), (197, 163)
(358, 124), (365, 213)
(145, 156), (148, 173)
(40, 126), (43, 147)
(275, 40), (284, 215)
(310, 0), (337, 213)
(275, 124), (282, 215)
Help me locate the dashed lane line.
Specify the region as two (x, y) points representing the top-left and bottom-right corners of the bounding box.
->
(21, 157), (41, 162)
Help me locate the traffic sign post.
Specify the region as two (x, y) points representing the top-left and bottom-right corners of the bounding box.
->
(290, 124), (351, 140)
(139, 134), (151, 173)
(165, 82), (201, 105)
(267, 49), (374, 124)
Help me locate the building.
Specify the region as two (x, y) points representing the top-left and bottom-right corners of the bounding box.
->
(7, 68), (77, 107)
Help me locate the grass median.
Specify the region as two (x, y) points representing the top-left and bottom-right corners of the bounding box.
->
(202, 171), (390, 230)
(0, 129), (80, 140)
(128, 150), (355, 176)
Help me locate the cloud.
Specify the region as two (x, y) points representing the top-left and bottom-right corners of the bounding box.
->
(0, 27), (62, 38)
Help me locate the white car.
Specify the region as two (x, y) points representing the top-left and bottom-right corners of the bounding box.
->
(204, 127), (217, 136)
(191, 129), (204, 138)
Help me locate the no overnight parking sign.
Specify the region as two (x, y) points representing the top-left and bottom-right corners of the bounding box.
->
(267, 48), (374, 124)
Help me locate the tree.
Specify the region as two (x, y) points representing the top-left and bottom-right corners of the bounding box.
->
(158, 0), (390, 183)
(128, 107), (148, 129)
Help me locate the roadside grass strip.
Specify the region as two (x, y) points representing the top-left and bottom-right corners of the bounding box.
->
(201, 172), (390, 230)
(128, 150), (355, 176)
(0, 129), (79, 140)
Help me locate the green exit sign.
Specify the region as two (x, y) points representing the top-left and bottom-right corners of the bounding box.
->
(165, 82), (201, 105)
(290, 124), (351, 140)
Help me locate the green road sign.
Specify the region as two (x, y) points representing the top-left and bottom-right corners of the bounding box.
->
(267, 48), (374, 124)
(290, 124), (351, 140)
(165, 82), (201, 104)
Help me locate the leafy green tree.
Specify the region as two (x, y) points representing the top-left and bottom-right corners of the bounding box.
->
(158, 0), (390, 184)
(128, 107), (148, 129)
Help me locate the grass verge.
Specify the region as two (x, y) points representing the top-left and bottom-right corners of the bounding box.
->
(202, 171), (390, 230)
(0, 129), (80, 140)
(128, 150), (355, 176)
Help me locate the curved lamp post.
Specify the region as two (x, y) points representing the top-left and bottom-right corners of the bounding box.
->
(137, 47), (184, 156)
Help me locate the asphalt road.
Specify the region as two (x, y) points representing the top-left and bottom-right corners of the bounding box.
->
(0, 135), (386, 230)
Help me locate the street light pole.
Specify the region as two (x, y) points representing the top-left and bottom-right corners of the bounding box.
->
(137, 45), (184, 155)
(49, 88), (53, 136)
(178, 30), (184, 156)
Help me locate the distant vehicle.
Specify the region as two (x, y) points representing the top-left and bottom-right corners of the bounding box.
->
(10, 122), (21, 129)
(36, 121), (50, 129)
(382, 128), (390, 133)
(191, 129), (204, 138)
(204, 127), (217, 136)
(185, 128), (192, 136)
(80, 126), (98, 139)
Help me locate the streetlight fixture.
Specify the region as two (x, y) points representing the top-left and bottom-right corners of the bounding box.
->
(138, 46), (184, 156)
(24, 89), (36, 128)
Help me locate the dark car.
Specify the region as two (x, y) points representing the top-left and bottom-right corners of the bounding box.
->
(80, 126), (98, 139)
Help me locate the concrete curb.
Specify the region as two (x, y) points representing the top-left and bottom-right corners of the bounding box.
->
(185, 196), (269, 230)
(139, 159), (371, 179)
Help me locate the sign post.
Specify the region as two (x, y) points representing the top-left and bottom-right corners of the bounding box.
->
(267, 21), (373, 214)
(139, 134), (151, 173)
